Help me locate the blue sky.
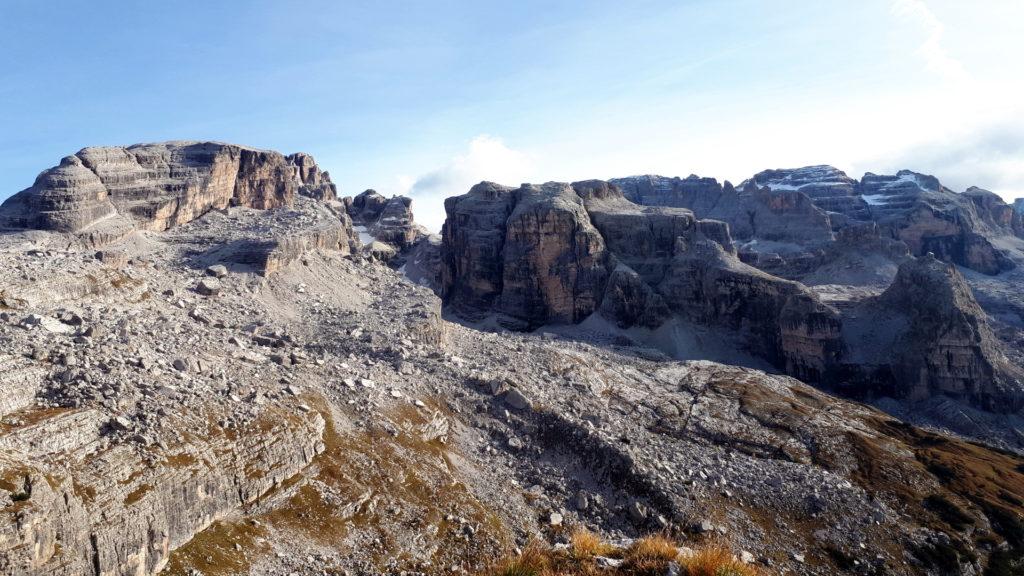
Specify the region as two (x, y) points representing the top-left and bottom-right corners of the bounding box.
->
(2, 0), (1022, 230)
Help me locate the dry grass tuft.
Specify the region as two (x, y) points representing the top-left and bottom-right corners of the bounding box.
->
(476, 532), (764, 576)
(570, 528), (618, 559)
(492, 542), (551, 576)
(625, 534), (680, 563)
(622, 534), (682, 575)
(680, 544), (759, 576)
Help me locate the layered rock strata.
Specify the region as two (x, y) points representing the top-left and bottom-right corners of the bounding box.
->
(0, 405), (324, 576)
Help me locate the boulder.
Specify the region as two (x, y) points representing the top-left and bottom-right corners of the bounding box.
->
(196, 278), (221, 296)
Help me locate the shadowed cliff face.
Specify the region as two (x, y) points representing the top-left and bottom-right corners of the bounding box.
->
(440, 179), (1024, 414)
(441, 179), (846, 383)
(840, 254), (1024, 412)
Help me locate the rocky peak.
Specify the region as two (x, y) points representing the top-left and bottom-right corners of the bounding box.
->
(345, 189), (389, 222)
(744, 164), (857, 191)
(863, 254), (1024, 411)
(287, 152), (337, 201)
(345, 189), (425, 252)
(0, 141), (342, 247)
(963, 186), (1020, 232)
(742, 165), (869, 224)
(859, 170), (942, 210)
(880, 253), (985, 319)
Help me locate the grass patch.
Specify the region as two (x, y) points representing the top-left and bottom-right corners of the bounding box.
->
(923, 494), (975, 531)
(623, 534), (682, 575)
(475, 533), (760, 576)
(124, 483), (152, 506)
(161, 519), (270, 576)
(570, 528), (618, 560)
(680, 544), (760, 576)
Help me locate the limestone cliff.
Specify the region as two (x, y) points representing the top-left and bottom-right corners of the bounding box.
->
(441, 179), (843, 380)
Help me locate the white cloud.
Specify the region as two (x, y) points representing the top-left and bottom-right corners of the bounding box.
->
(890, 0), (969, 82)
(399, 135), (536, 232)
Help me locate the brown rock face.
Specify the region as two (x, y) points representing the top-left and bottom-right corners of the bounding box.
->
(0, 142), (340, 246)
(500, 183), (608, 327)
(441, 182), (608, 328)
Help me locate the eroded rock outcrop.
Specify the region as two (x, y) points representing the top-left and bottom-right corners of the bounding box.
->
(345, 190), (425, 251)
(288, 152), (338, 202)
(0, 405), (324, 576)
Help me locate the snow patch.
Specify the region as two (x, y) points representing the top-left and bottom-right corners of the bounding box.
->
(353, 225), (375, 245)
(862, 194), (891, 206)
(765, 183), (800, 191)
